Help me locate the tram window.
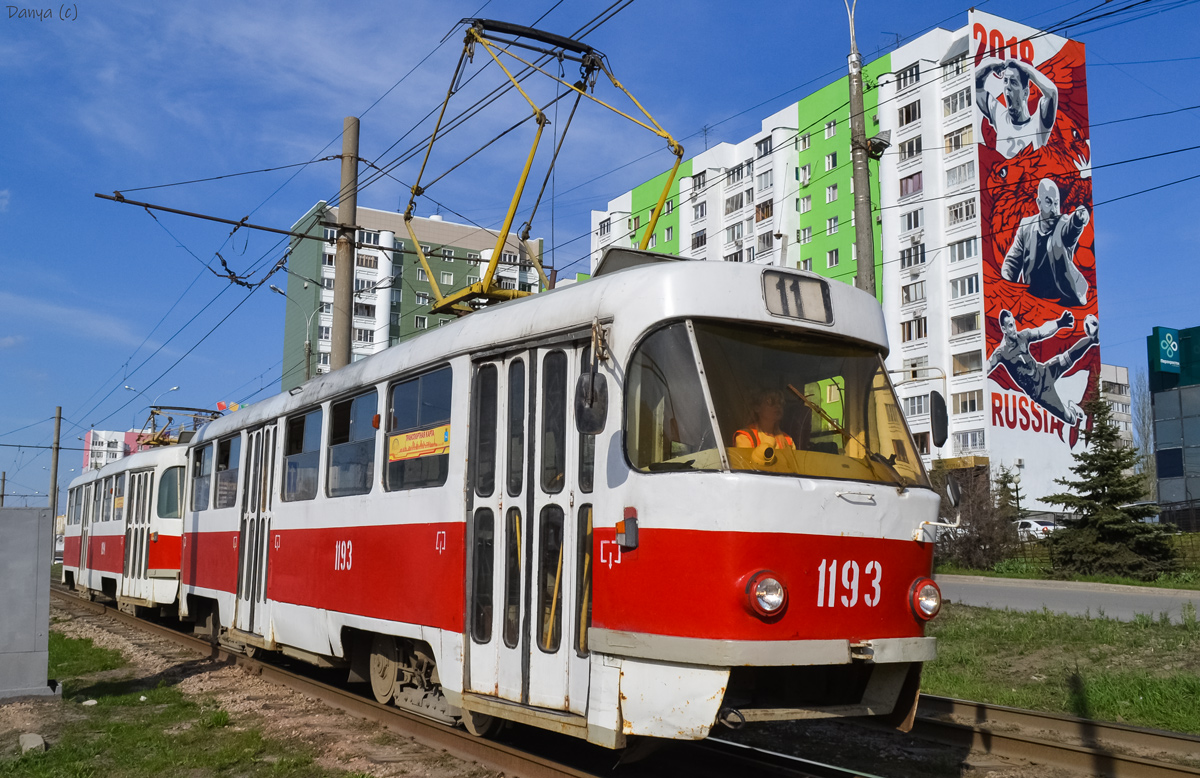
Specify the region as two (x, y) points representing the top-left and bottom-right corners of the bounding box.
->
(574, 505), (593, 657)
(283, 409), (322, 502)
(503, 507), (522, 649)
(625, 323), (720, 472)
(157, 466), (184, 519)
(328, 390), (378, 497)
(215, 435), (242, 509)
(506, 360), (525, 497)
(536, 505), (564, 653)
(472, 365), (498, 498)
(101, 477), (113, 522)
(192, 444), (213, 511)
(112, 474), (126, 523)
(471, 508), (495, 644)
(541, 351), (568, 493)
(578, 348), (595, 494)
(386, 366), (453, 491)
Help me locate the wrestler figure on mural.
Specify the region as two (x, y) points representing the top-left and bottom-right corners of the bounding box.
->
(1001, 178), (1090, 306)
(988, 309), (1098, 426)
(977, 56), (1059, 159)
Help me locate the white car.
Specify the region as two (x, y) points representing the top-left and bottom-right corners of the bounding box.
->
(1013, 519), (1059, 541)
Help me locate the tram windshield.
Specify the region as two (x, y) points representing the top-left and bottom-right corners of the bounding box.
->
(625, 320), (930, 489)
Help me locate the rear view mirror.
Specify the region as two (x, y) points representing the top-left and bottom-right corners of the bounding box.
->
(944, 472), (961, 509)
(929, 390), (948, 449)
(574, 373), (607, 435)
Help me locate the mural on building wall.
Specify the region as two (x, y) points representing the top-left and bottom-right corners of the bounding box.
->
(972, 9), (1099, 449)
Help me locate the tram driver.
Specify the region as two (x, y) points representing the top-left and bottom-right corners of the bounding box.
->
(733, 389), (797, 450)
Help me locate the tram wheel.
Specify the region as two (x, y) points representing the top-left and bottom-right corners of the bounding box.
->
(369, 634), (399, 705)
(462, 710), (501, 738)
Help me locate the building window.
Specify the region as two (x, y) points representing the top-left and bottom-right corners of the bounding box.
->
(647, 233), (657, 248)
(797, 195), (811, 214)
(757, 232), (774, 252)
(899, 244), (926, 269)
(950, 274), (980, 299)
(692, 170), (707, 191)
(323, 227), (337, 241)
(900, 171), (923, 198)
(948, 236), (978, 262)
(943, 54), (969, 81)
(627, 214), (640, 232)
(725, 223), (743, 243)
(947, 198), (977, 226)
(826, 216), (839, 235)
(952, 350), (983, 376)
(826, 248), (839, 268)
(824, 121), (837, 138)
(467, 252), (481, 262)
(756, 169), (773, 192)
(416, 268), (428, 282)
(390, 289), (402, 305)
(691, 229), (707, 249)
(897, 62), (921, 90)
(356, 253), (378, 269)
(903, 355), (928, 380)
(825, 184), (838, 203)
(598, 218), (611, 237)
(353, 303), (376, 318)
(902, 209), (923, 231)
(799, 133), (811, 150)
(502, 251), (518, 263)
(899, 136), (922, 161)
(825, 152), (838, 171)
(953, 429), (986, 453)
(944, 125), (974, 154)
(726, 163), (744, 185)
(665, 226), (673, 242)
(724, 250), (744, 263)
(799, 164), (811, 186)
(953, 390), (984, 415)
(320, 301), (332, 314)
(440, 248), (454, 260)
(665, 199), (674, 214)
(901, 317), (928, 342)
(944, 86), (971, 116)
(800, 258), (813, 271)
(903, 394), (929, 417)
(799, 227), (812, 244)
(755, 200), (773, 222)
(440, 271), (454, 286)
(318, 352), (330, 367)
(354, 278), (373, 293)
(898, 101), (921, 127)
(322, 277), (335, 290)
(322, 253), (335, 267)
(414, 316), (428, 330)
(724, 192), (744, 215)
(357, 230), (380, 246)
(946, 160), (975, 188)
(1102, 380), (1130, 396)
(951, 311), (981, 336)
(416, 292), (432, 306)
(901, 281), (926, 304)
(465, 275), (479, 286)
(693, 201), (707, 221)
(354, 328), (374, 344)
(755, 137), (773, 158)
(318, 325), (331, 341)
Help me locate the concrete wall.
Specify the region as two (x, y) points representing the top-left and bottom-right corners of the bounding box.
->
(0, 507), (56, 699)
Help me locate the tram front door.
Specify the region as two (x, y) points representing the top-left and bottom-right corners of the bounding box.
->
(465, 344), (595, 715)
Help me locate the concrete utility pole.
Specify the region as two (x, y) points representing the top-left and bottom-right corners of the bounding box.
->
(48, 407), (60, 518)
(1, 471), (5, 508)
(845, 0), (876, 297)
(331, 116), (360, 371)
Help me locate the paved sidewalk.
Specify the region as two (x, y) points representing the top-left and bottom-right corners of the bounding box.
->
(934, 574), (1200, 624)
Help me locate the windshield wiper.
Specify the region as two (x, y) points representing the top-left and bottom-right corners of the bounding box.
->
(647, 459), (696, 472)
(787, 383), (907, 491)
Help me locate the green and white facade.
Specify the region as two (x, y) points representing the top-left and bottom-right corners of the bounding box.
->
(283, 203), (542, 393)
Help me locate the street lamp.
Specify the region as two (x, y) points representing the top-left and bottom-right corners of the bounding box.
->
(270, 285), (318, 383)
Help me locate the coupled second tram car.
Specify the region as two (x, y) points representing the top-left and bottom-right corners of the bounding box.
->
(74, 251), (949, 747)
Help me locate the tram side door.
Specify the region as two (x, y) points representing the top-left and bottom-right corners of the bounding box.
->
(235, 426), (275, 636)
(78, 483), (94, 582)
(122, 470), (154, 601)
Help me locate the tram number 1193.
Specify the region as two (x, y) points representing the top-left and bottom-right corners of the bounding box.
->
(334, 540), (353, 571)
(816, 559), (881, 608)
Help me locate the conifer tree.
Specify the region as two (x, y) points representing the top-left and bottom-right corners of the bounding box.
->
(1043, 393), (1175, 580)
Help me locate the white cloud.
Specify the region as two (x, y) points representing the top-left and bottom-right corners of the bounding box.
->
(0, 189), (9, 212)
(0, 291), (155, 350)
(0, 335), (24, 348)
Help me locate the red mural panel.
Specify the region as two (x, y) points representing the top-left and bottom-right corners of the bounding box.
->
(973, 10), (1099, 450)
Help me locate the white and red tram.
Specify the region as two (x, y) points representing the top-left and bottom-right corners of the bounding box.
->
(62, 445), (187, 610)
(171, 251), (946, 747)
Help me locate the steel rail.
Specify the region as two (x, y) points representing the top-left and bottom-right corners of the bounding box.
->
(48, 588), (595, 778)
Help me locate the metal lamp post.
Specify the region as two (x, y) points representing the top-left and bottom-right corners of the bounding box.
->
(270, 285), (318, 382)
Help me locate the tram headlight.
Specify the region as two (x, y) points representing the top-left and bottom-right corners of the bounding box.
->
(909, 578), (942, 620)
(744, 570), (788, 619)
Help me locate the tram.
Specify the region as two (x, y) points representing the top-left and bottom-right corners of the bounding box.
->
(173, 249), (948, 747)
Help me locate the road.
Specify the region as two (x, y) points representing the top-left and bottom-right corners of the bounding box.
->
(935, 574), (1200, 624)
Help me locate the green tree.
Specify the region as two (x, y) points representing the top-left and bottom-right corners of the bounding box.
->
(993, 465), (1020, 523)
(1044, 393), (1175, 580)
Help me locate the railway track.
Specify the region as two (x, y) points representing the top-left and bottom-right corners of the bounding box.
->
(47, 587), (1200, 777)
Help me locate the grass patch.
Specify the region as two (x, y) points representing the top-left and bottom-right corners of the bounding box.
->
(924, 602), (1200, 734)
(48, 632), (126, 680)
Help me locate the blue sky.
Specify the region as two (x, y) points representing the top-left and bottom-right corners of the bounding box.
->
(2, 0), (1198, 507)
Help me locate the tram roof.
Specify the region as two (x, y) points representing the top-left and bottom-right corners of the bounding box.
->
(190, 257), (888, 444)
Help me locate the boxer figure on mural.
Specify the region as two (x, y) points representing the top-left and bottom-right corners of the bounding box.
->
(1001, 178), (1090, 306)
(977, 57), (1059, 158)
(988, 309), (1098, 426)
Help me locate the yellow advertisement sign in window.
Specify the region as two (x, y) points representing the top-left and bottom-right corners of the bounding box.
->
(388, 424), (451, 462)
